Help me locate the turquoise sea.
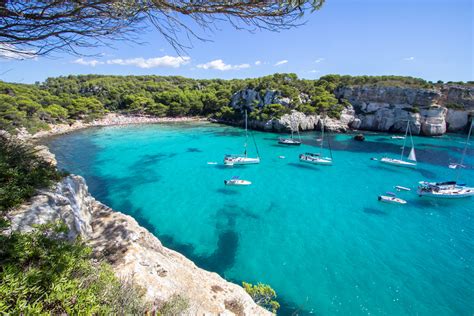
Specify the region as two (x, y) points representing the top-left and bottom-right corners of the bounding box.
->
(45, 122), (473, 315)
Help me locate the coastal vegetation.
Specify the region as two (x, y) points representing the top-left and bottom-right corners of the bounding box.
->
(2, 74), (470, 134)
(243, 282), (280, 313)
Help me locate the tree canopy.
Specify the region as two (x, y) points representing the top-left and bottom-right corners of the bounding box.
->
(0, 0), (324, 57)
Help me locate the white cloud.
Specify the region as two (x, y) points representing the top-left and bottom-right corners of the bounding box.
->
(308, 69), (320, 73)
(403, 56), (415, 61)
(274, 60), (288, 66)
(196, 59), (250, 71)
(73, 58), (104, 67)
(106, 56), (190, 68)
(314, 58), (325, 63)
(0, 44), (36, 60)
(255, 60), (262, 66)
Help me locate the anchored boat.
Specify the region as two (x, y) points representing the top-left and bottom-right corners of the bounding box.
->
(418, 122), (474, 199)
(299, 119), (333, 166)
(224, 176), (252, 186)
(224, 109), (260, 166)
(378, 192), (407, 204)
(380, 120), (417, 168)
(278, 120), (302, 146)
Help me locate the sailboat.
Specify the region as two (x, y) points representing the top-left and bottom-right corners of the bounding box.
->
(380, 120), (417, 168)
(417, 121), (474, 199)
(278, 120), (302, 146)
(224, 109), (260, 166)
(299, 118), (333, 165)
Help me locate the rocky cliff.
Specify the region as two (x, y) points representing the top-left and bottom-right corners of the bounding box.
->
(228, 85), (474, 136)
(7, 154), (269, 315)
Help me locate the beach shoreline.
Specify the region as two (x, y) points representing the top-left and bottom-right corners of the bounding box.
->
(23, 113), (206, 140)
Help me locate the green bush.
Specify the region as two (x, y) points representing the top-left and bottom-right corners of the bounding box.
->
(242, 282), (280, 313)
(0, 222), (148, 314)
(0, 135), (63, 214)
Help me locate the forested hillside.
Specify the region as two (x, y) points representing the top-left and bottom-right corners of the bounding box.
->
(1, 74), (470, 133)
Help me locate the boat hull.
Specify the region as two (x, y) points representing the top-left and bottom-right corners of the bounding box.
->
(299, 157), (333, 166)
(224, 180), (252, 186)
(380, 158), (416, 168)
(417, 189), (474, 199)
(378, 195), (407, 204)
(278, 139), (301, 146)
(224, 157), (260, 166)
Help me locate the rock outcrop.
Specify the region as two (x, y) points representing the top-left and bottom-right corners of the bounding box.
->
(7, 174), (269, 315)
(228, 85), (473, 135)
(335, 85), (473, 135)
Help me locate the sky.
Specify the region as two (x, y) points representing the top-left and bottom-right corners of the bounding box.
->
(0, 0), (472, 84)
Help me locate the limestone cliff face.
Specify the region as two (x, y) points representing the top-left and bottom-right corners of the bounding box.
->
(228, 85), (473, 135)
(335, 85), (473, 135)
(8, 174), (270, 315)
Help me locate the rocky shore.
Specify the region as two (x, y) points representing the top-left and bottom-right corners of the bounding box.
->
(20, 113), (205, 140)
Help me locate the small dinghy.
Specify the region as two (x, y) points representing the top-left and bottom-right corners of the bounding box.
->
(224, 176), (251, 186)
(378, 192), (407, 204)
(395, 185), (411, 191)
(391, 136), (405, 140)
(279, 155), (286, 159)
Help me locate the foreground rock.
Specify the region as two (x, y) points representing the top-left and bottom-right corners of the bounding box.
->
(7, 175), (269, 315)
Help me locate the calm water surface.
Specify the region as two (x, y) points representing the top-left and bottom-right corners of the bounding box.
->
(45, 122), (474, 315)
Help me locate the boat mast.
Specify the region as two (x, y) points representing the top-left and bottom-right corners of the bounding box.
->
(320, 118), (325, 155)
(400, 120), (410, 160)
(244, 109), (248, 157)
(456, 120), (473, 182)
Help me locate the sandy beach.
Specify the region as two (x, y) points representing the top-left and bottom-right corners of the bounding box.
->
(23, 113), (205, 140)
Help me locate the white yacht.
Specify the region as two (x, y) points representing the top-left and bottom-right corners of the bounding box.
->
(278, 120), (302, 146)
(417, 181), (474, 199)
(224, 109), (260, 166)
(417, 122), (474, 199)
(380, 121), (417, 168)
(299, 119), (333, 166)
(224, 176), (252, 186)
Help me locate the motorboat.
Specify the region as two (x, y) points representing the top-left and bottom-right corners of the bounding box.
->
(417, 181), (474, 199)
(299, 153), (333, 165)
(391, 136), (405, 140)
(378, 192), (407, 204)
(224, 176), (251, 186)
(381, 121), (417, 168)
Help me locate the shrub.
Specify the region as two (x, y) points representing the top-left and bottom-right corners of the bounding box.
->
(0, 222), (148, 314)
(242, 282), (280, 313)
(157, 294), (189, 315)
(0, 134), (62, 214)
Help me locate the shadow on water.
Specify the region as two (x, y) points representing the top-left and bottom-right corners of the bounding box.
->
(363, 207), (388, 216)
(417, 168), (437, 179)
(216, 188), (241, 195)
(187, 147), (202, 153)
(160, 230), (239, 275)
(368, 165), (406, 174)
(287, 162), (319, 171)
